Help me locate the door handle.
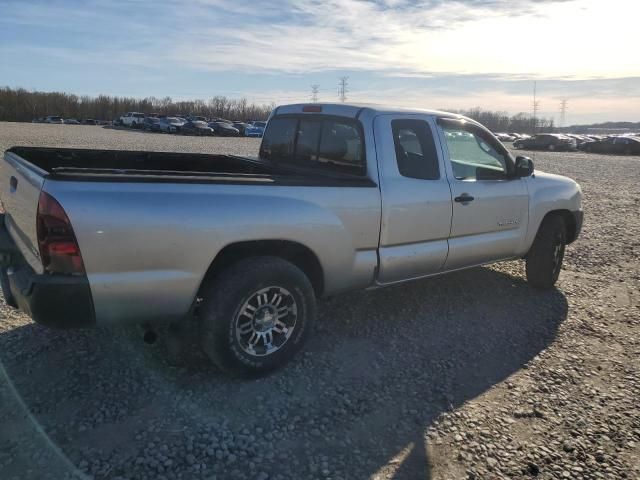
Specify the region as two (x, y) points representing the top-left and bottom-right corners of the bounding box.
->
(9, 176), (18, 192)
(454, 193), (474, 203)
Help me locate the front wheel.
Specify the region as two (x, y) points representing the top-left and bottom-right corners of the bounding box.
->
(199, 256), (316, 376)
(526, 215), (566, 289)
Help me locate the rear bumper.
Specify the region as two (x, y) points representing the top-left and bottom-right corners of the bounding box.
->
(0, 215), (95, 329)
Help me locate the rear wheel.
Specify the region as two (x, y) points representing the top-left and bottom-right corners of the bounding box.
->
(526, 215), (566, 289)
(199, 256), (316, 376)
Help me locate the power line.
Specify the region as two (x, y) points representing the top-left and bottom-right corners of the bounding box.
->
(310, 84), (320, 103)
(559, 99), (568, 128)
(532, 81), (540, 134)
(338, 76), (349, 103)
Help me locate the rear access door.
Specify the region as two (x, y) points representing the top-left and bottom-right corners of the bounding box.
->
(374, 114), (452, 284)
(0, 149), (46, 273)
(436, 118), (529, 270)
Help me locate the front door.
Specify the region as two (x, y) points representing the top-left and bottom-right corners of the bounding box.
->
(437, 118), (529, 270)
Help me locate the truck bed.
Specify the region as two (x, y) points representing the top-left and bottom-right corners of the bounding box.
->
(7, 147), (374, 186)
(8, 146), (274, 178)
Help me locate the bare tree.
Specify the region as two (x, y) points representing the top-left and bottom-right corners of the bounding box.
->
(0, 87), (274, 122)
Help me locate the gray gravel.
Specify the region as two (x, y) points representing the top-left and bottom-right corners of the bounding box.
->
(0, 123), (638, 480)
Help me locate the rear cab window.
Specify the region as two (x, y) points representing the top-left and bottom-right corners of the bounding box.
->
(391, 119), (440, 180)
(260, 115), (366, 177)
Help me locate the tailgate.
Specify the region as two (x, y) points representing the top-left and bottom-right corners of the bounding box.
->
(0, 150), (46, 273)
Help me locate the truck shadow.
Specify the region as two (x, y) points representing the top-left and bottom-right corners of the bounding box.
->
(0, 264), (567, 479)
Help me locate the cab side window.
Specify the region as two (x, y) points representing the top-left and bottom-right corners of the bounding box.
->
(391, 119), (440, 180)
(439, 120), (510, 180)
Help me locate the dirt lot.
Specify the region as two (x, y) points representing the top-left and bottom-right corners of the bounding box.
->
(0, 123), (638, 480)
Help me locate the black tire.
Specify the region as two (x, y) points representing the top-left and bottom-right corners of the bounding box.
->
(526, 215), (566, 289)
(200, 256), (316, 376)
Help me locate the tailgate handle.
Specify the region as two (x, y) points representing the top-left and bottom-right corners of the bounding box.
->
(9, 176), (18, 192)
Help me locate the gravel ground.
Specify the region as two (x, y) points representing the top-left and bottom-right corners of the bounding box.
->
(0, 123), (638, 480)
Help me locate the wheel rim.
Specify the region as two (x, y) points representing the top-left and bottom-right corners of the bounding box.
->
(235, 286), (298, 357)
(552, 238), (565, 280)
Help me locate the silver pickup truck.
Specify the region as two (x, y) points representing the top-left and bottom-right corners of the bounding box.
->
(0, 103), (583, 375)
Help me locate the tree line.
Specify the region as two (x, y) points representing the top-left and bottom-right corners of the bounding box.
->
(0, 86), (556, 133)
(0, 87), (275, 122)
(446, 107), (555, 134)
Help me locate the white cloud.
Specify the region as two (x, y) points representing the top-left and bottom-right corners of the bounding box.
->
(163, 0), (640, 78)
(1, 0), (639, 122)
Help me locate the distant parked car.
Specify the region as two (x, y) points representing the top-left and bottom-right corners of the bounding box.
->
(143, 117), (162, 132)
(232, 122), (250, 135)
(180, 121), (213, 136)
(189, 116), (208, 122)
(82, 119), (98, 125)
(159, 117), (185, 133)
(209, 121), (240, 137)
(64, 118), (80, 125)
(510, 133), (531, 140)
(44, 116), (64, 124)
(581, 136), (640, 155)
(514, 134), (577, 151)
(494, 133), (516, 142)
(565, 134), (594, 148)
(120, 112), (145, 128)
(245, 121), (266, 137)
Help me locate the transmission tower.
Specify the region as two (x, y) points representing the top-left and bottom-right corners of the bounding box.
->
(559, 99), (568, 128)
(338, 77), (349, 103)
(310, 84), (320, 103)
(532, 81), (540, 134)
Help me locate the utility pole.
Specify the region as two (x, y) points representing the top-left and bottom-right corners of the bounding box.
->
(559, 99), (568, 129)
(310, 84), (320, 103)
(338, 76), (349, 103)
(532, 81), (540, 134)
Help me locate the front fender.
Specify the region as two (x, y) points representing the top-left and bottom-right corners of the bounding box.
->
(521, 171), (582, 253)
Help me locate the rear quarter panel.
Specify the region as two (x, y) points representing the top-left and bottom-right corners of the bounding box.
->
(43, 179), (381, 325)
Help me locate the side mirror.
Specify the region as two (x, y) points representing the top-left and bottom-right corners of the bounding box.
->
(515, 156), (534, 177)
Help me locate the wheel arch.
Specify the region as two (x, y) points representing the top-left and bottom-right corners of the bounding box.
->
(539, 209), (578, 244)
(198, 240), (325, 298)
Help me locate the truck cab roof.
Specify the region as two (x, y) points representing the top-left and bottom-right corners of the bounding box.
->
(273, 103), (465, 121)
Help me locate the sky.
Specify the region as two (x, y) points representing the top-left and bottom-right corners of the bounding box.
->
(1, 0), (639, 124)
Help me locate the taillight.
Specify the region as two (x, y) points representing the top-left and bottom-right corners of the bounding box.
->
(36, 191), (85, 274)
